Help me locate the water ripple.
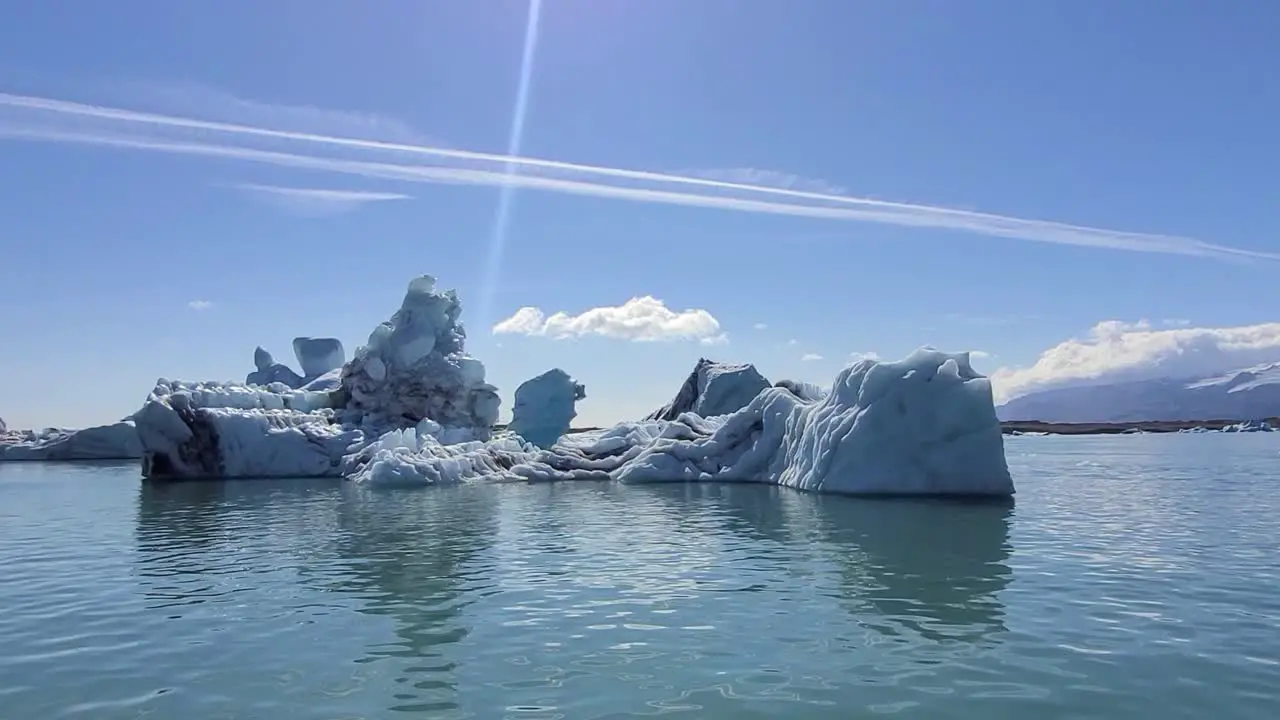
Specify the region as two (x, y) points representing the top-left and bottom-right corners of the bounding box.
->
(1, 435), (1279, 717)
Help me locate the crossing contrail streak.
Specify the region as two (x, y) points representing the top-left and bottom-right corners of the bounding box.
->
(1, 91), (1274, 262)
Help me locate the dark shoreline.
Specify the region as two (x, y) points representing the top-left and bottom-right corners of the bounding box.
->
(1000, 418), (1278, 435)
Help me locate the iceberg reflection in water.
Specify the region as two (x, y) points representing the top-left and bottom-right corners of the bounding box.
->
(127, 476), (1011, 717)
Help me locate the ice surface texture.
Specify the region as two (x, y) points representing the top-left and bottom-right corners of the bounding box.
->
(0, 422), (142, 461)
(647, 359), (771, 420)
(245, 346), (305, 389)
(774, 379), (830, 402)
(293, 337), (345, 379)
(137, 274), (1012, 496)
(338, 275), (500, 433)
(138, 276), (500, 479)
(508, 369), (586, 449)
(134, 379), (358, 478)
(350, 349), (1014, 497)
(245, 338), (346, 389)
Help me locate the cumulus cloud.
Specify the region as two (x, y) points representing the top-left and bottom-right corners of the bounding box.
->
(801, 353), (824, 361)
(991, 320), (1280, 403)
(968, 350), (991, 359)
(187, 299), (213, 311)
(850, 350), (881, 361)
(492, 297), (723, 343)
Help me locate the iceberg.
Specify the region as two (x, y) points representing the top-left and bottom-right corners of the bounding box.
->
(300, 368), (343, 392)
(350, 349), (1013, 496)
(1, 421), (142, 461)
(647, 358), (771, 420)
(245, 338), (347, 389)
(137, 275), (500, 479)
(245, 346), (305, 389)
(293, 337), (345, 380)
(134, 379), (359, 478)
(646, 358), (829, 415)
(508, 369), (586, 449)
(335, 275), (499, 435)
(136, 274), (1014, 497)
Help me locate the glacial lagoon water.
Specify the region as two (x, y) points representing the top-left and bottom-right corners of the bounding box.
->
(1, 434), (1278, 719)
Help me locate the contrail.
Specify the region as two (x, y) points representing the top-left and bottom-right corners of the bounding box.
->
(0, 91), (1274, 262)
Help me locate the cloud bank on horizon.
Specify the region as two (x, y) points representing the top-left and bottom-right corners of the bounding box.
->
(991, 320), (1280, 403)
(1, 89), (1277, 262)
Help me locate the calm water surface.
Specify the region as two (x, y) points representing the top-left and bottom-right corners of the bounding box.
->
(1, 434), (1278, 719)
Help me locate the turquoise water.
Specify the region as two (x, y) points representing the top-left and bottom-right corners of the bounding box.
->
(1, 434), (1278, 719)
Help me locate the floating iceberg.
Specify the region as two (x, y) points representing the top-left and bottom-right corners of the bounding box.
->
(245, 337), (346, 389)
(647, 358), (771, 421)
(508, 369), (586, 449)
(136, 274), (1014, 497)
(1, 421), (142, 461)
(351, 349), (1013, 496)
(293, 337), (345, 380)
(137, 276), (501, 479)
(133, 379), (355, 478)
(336, 275), (500, 435)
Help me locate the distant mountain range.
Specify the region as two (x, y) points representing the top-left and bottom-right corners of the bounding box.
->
(996, 362), (1280, 423)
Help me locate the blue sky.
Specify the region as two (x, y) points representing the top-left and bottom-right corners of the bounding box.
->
(3, 0), (1280, 430)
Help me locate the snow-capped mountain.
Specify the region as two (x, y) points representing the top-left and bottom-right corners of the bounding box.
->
(997, 362), (1280, 423)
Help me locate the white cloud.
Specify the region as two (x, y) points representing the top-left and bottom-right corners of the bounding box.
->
(1, 90), (1275, 262)
(968, 350), (991, 359)
(187, 299), (213, 311)
(850, 350), (881, 361)
(991, 320), (1280, 403)
(787, 338), (799, 346)
(753, 322), (768, 330)
(801, 353), (824, 362)
(700, 333), (730, 346)
(228, 183), (410, 216)
(492, 297), (723, 343)
(491, 307), (545, 335)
